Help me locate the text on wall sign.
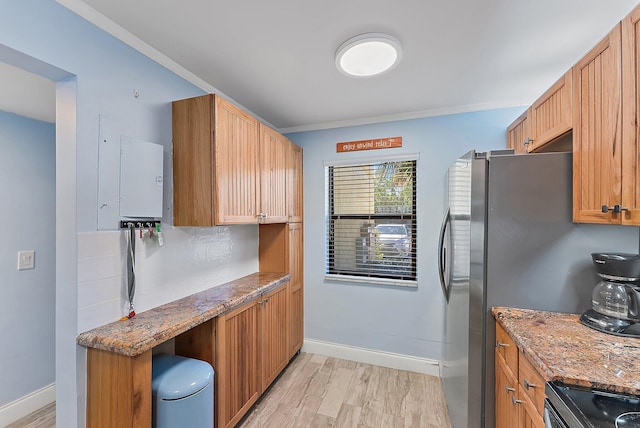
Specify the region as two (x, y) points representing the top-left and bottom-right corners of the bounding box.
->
(336, 136), (402, 153)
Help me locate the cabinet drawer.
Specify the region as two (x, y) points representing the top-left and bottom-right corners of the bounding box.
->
(518, 352), (545, 416)
(496, 323), (518, 375)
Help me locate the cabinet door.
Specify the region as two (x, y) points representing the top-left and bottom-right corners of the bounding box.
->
(215, 300), (260, 428)
(573, 24), (623, 224)
(288, 142), (304, 223)
(259, 285), (289, 391)
(172, 95), (215, 226)
(288, 222), (304, 357)
(214, 96), (260, 224)
(259, 124), (288, 223)
(528, 72), (572, 152)
(518, 387), (545, 428)
(622, 7), (640, 225)
(506, 111), (531, 154)
(496, 353), (519, 428)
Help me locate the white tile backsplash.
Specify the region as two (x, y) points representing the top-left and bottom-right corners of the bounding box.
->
(77, 224), (259, 332)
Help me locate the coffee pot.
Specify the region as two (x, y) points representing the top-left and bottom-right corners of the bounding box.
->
(592, 279), (640, 321)
(581, 253), (640, 337)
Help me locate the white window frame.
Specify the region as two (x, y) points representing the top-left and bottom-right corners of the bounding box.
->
(324, 153), (419, 288)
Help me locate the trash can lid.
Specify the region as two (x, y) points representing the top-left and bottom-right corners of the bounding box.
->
(152, 354), (214, 400)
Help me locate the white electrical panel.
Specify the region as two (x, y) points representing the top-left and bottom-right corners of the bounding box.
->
(119, 136), (164, 218)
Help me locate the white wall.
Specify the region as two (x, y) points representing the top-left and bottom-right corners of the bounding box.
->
(287, 108), (523, 361)
(0, 1), (260, 426)
(0, 111), (55, 406)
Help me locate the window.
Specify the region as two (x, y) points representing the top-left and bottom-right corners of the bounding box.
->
(325, 159), (417, 283)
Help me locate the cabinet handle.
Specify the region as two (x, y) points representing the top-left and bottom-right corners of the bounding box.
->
(496, 341), (510, 349)
(264, 298), (270, 303)
(522, 138), (533, 147)
(505, 386), (515, 394)
(258, 300), (264, 305)
(511, 396), (523, 405)
(523, 379), (537, 390)
(601, 204), (629, 214)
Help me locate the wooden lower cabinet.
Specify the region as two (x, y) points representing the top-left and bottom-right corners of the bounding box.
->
(259, 285), (289, 391)
(215, 299), (261, 428)
(495, 322), (545, 428)
(496, 353), (519, 428)
(86, 349), (152, 428)
(213, 284), (289, 428)
(259, 222), (304, 359)
(518, 385), (545, 428)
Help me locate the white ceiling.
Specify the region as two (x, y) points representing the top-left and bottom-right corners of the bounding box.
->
(8, 0), (640, 131)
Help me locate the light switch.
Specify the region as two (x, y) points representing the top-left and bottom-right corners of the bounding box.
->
(17, 250), (35, 270)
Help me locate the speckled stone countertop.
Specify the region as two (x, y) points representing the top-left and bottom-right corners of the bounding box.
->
(492, 307), (640, 395)
(77, 272), (289, 357)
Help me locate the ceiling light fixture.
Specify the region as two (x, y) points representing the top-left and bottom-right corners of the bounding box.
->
(335, 33), (402, 78)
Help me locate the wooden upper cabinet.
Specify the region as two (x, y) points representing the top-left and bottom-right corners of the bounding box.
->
(528, 71), (572, 152)
(288, 141), (304, 223)
(259, 124), (289, 223)
(573, 24), (623, 224)
(506, 111), (530, 154)
(214, 96), (260, 224)
(506, 72), (572, 154)
(622, 5), (640, 225)
(173, 94), (259, 226)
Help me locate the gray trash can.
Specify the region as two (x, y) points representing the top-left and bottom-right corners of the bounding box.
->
(152, 354), (214, 428)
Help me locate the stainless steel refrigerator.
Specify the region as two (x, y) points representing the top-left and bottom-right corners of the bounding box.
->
(438, 150), (639, 428)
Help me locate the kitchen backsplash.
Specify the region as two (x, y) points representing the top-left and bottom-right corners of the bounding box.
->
(77, 224), (259, 333)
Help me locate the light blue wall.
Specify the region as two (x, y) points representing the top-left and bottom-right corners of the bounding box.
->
(0, 0), (205, 232)
(287, 108), (523, 360)
(0, 1), (258, 426)
(0, 111), (55, 406)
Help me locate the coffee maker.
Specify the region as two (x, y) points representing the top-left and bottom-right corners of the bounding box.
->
(580, 253), (640, 337)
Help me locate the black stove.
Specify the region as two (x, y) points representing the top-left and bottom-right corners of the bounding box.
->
(545, 382), (640, 427)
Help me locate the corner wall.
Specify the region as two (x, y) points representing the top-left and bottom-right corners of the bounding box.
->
(0, 2), (259, 426)
(0, 111), (55, 408)
(287, 108), (523, 361)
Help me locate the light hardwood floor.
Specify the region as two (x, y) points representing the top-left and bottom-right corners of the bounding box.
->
(8, 353), (451, 428)
(5, 402), (55, 428)
(238, 352), (451, 428)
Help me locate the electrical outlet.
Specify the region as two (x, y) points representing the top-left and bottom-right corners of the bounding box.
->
(17, 250), (35, 270)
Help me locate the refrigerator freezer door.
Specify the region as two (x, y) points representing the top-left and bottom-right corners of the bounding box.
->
(442, 150), (477, 428)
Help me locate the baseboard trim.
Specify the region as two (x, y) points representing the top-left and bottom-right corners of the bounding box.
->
(302, 339), (440, 377)
(0, 383), (55, 426)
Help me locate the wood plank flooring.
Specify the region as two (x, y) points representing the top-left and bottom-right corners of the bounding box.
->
(238, 352), (451, 428)
(8, 353), (451, 428)
(5, 402), (55, 428)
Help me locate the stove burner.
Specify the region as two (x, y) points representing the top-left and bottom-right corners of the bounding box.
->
(615, 411), (640, 427)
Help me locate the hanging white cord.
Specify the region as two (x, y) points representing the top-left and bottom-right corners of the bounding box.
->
(126, 223), (136, 318)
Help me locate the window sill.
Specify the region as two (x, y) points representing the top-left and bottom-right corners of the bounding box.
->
(324, 274), (417, 288)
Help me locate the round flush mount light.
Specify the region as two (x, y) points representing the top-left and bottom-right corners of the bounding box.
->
(335, 33), (402, 77)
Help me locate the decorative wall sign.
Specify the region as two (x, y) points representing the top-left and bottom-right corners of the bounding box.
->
(336, 136), (402, 153)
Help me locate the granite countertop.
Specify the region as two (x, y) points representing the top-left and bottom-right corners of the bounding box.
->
(492, 307), (640, 395)
(77, 272), (289, 357)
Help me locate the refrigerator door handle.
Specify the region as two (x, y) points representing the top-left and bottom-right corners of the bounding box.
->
(438, 207), (451, 302)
